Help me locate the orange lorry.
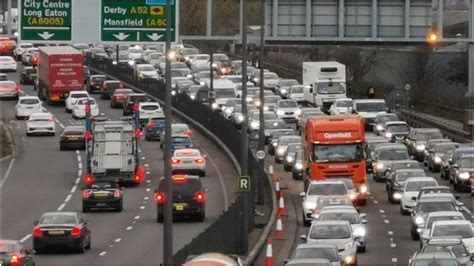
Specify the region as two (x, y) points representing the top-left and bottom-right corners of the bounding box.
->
(303, 115), (368, 205)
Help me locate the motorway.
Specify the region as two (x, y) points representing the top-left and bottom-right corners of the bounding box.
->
(0, 64), (237, 265)
(259, 131), (473, 265)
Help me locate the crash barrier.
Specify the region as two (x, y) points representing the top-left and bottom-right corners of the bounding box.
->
(86, 57), (273, 263)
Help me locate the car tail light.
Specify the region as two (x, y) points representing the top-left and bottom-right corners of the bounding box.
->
(48, 118), (54, 122)
(10, 254), (21, 266)
(82, 190), (91, 199)
(195, 158), (205, 164)
(172, 175), (188, 183)
(185, 129), (193, 137)
(114, 189), (121, 198)
(71, 227), (81, 237)
(171, 158), (181, 164)
(155, 192), (166, 205)
(83, 174), (95, 186)
(33, 227), (43, 237)
(103, 84), (108, 90)
(146, 123), (155, 130)
(195, 192), (206, 203)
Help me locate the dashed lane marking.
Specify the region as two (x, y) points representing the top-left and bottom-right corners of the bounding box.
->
(114, 238), (121, 243)
(144, 164), (149, 168)
(78, 169), (82, 176)
(77, 156), (82, 162)
(78, 162), (82, 169)
(373, 200), (378, 204)
(379, 209), (385, 213)
(65, 194), (72, 202)
(75, 178), (81, 184)
(126, 226), (133, 230)
(58, 123), (65, 129)
(70, 186), (77, 193)
(0, 158), (16, 189)
(19, 234), (32, 243)
(146, 188), (151, 192)
(462, 206), (472, 214)
(57, 203), (66, 211)
(392, 258), (398, 263)
(141, 157), (145, 160)
(388, 231), (393, 235)
(144, 197), (149, 200)
(76, 150), (80, 155)
(146, 180), (151, 183)
(146, 171), (150, 175)
(99, 251), (107, 256)
(134, 216), (140, 220)
(384, 219), (390, 224)
(391, 243), (397, 248)
(139, 206), (145, 210)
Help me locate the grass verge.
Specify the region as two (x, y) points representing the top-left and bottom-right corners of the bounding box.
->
(1, 121), (13, 159)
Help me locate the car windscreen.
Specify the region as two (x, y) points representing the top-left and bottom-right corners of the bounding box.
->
(291, 86), (304, 93)
(265, 96), (280, 104)
(19, 98), (40, 104)
(129, 48), (143, 53)
(0, 57), (13, 62)
(426, 216), (465, 230)
(287, 144), (302, 153)
(0, 242), (20, 253)
(138, 65), (155, 71)
(114, 89), (133, 95)
(310, 224), (351, 239)
(272, 130), (294, 138)
(313, 144), (364, 163)
(194, 55), (209, 60)
(459, 157), (474, 168)
(433, 144), (456, 153)
(279, 101), (298, 108)
(386, 125), (409, 133)
(416, 131), (443, 141)
(264, 73), (279, 79)
(213, 54), (229, 61)
(172, 137), (191, 143)
(355, 102), (387, 112)
(417, 202), (456, 213)
(92, 76), (106, 82)
(214, 88), (235, 98)
(279, 137), (301, 146)
(39, 214), (76, 224)
(392, 162), (421, 171)
(422, 244), (468, 258)
(320, 213), (359, 224)
(308, 183), (347, 195)
(411, 259), (458, 266)
(279, 80), (299, 87)
(265, 120), (285, 129)
(317, 82), (345, 94)
(432, 224), (473, 238)
(129, 95), (148, 102)
(141, 105), (159, 110)
(377, 148), (409, 160)
(0, 81), (15, 88)
(395, 171), (426, 181)
(63, 130), (84, 136)
(294, 247), (338, 261)
(405, 181), (438, 192)
(378, 114), (399, 123)
(25, 68), (36, 74)
(332, 178), (354, 189)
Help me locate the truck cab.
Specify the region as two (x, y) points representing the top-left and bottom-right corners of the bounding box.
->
(302, 62), (346, 112)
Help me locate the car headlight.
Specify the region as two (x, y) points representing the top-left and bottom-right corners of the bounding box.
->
(263, 106), (269, 111)
(225, 108), (232, 114)
(295, 109), (301, 115)
(237, 115), (244, 122)
(265, 131), (271, 136)
(353, 227), (366, 237)
(186, 74), (193, 79)
(254, 78), (259, 83)
(280, 89), (287, 94)
(184, 56), (190, 61)
(211, 62), (217, 68)
(415, 216), (425, 225)
(128, 60), (135, 66)
(211, 102), (218, 109)
(344, 255), (356, 264)
(277, 110), (284, 115)
(349, 193), (357, 201)
(221, 106), (227, 111)
(272, 142), (278, 147)
(376, 163), (384, 170)
(459, 172), (470, 180)
(277, 147), (285, 155)
(246, 97), (252, 102)
(112, 60), (117, 65)
(359, 185), (368, 194)
(393, 192), (402, 200)
(304, 201), (317, 210)
(286, 156), (293, 163)
(434, 156), (442, 163)
(171, 90), (176, 96)
(200, 81), (206, 86)
(385, 132), (392, 138)
(376, 125), (383, 131)
(190, 95), (196, 100)
(255, 100), (261, 107)
(344, 242), (356, 250)
(250, 121), (259, 129)
(295, 163), (303, 170)
(416, 144), (425, 151)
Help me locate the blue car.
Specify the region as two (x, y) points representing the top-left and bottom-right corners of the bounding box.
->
(170, 135), (193, 153)
(145, 116), (165, 141)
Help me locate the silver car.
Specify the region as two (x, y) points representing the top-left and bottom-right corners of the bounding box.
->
(170, 149), (206, 177)
(275, 135), (302, 163)
(285, 243), (341, 266)
(275, 99), (301, 122)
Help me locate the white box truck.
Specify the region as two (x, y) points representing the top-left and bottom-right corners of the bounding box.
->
(302, 61), (347, 111)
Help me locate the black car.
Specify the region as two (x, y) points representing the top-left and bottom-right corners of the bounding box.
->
(59, 126), (85, 151)
(365, 137), (390, 172)
(100, 80), (123, 100)
(268, 129), (296, 155)
(264, 119), (291, 144)
(155, 175), (206, 223)
(0, 239), (35, 265)
(386, 169), (426, 203)
(292, 149), (305, 180)
(19, 67), (36, 84)
(123, 93), (149, 116)
(88, 75), (107, 93)
(33, 212), (91, 253)
(82, 181), (123, 212)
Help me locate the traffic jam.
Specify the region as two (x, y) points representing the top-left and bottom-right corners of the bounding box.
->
(0, 34), (473, 266)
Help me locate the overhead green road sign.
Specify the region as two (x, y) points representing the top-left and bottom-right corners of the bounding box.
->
(101, 0), (176, 43)
(20, 0), (72, 42)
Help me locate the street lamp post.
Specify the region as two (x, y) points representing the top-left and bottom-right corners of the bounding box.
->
(257, 0), (266, 205)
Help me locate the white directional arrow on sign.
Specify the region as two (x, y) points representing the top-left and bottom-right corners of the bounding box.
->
(38, 32), (55, 40)
(146, 33), (163, 41)
(113, 32), (130, 41)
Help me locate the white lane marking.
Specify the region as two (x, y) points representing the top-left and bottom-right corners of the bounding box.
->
(78, 169), (82, 176)
(114, 238), (121, 243)
(144, 197), (149, 200)
(392, 258), (398, 263)
(19, 234), (32, 243)
(75, 178), (81, 184)
(99, 251), (107, 256)
(76, 150), (80, 155)
(388, 231), (393, 235)
(462, 206), (472, 214)
(132, 221), (136, 224)
(382, 214), (386, 218)
(146, 188), (151, 192)
(57, 203), (66, 211)
(139, 206), (145, 210)
(0, 158), (16, 188)
(379, 209), (385, 213)
(138, 149), (142, 153)
(146, 171), (150, 175)
(78, 162), (83, 169)
(58, 123), (65, 129)
(53, 117), (60, 123)
(144, 164), (149, 167)
(109, 245), (114, 248)
(77, 156), (82, 162)
(384, 219), (390, 224)
(70, 186), (77, 193)
(373, 200), (378, 204)
(146, 180), (151, 183)
(126, 226), (133, 230)
(391, 243), (397, 248)
(141, 156), (145, 160)
(134, 216), (140, 220)
(65, 194), (72, 202)
(201, 146), (230, 210)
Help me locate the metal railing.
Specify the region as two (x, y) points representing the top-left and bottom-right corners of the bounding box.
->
(85, 57), (273, 264)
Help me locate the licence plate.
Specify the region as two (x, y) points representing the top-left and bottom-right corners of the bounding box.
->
(174, 146), (185, 149)
(94, 193), (108, 197)
(68, 137), (79, 140)
(49, 230), (65, 235)
(174, 203), (187, 211)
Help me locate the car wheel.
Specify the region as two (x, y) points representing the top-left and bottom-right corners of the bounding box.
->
(303, 213), (311, 227)
(76, 240), (85, 253)
(400, 205), (408, 215)
(357, 245), (366, 253)
(411, 226), (419, 240)
(197, 210), (205, 222)
(200, 171), (206, 177)
(145, 136), (150, 141)
(283, 165), (290, 172)
(65, 108), (71, 113)
(26, 132), (32, 137)
(85, 236), (91, 249)
(60, 144), (65, 151)
(454, 180), (461, 192)
(116, 202), (123, 212)
(82, 205), (89, 213)
(388, 193), (394, 204)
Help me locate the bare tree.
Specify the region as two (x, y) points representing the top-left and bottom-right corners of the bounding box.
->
(213, 0), (239, 35)
(180, 0), (206, 35)
(445, 53), (468, 86)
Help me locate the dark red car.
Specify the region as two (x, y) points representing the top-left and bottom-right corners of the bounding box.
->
(110, 88), (133, 108)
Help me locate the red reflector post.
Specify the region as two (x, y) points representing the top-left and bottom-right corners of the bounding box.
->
(84, 131), (92, 140)
(134, 129), (142, 138)
(83, 174), (95, 186)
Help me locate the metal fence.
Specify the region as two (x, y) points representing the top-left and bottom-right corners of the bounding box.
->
(86, 58), (272, 263)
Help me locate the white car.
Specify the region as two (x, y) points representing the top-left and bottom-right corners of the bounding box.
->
(329, 98), (353, 115)
(287, 85), (305, 102)
(318, 206), (367, 252)
(13, 43), (33, 60)
(15, 96), (43, 119)
(0, 80), (20, 99)
(22, 47), (38, 65)
(299, 180), (350, 226)
(128, 46), (144, 60)
(72, 98), (99, 119)
(190, 54), (210, 66)
(65, 91), (90, 113)
(170, 148), (206, 176)
(135, 64), (159, 80)
(26, 113), (55, 136)
(418, 211), (465, 240)
(400, 177), (438, 215)
(352, 99), (388, 129)
(300, 220), (360, 265)
(275, 99), (301, 121)
(0, 56), (17, 72)
(139, 102), (163, 121)
(426, 220), (474, 253)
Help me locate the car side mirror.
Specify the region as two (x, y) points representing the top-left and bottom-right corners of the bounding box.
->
(299, 192), (306, 197)
(309, 88), (313, 93)
(362, 219), (368, 224)
(33, 220), (39, 225)
(299, 234), (307, 241)
(283, 259), (290, 265)
(26, 248), (36, 255)
(153, 188), (158, 193)
(411, 196), (417, 201)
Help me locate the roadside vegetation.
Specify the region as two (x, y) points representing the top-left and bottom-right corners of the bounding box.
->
(1, 121), (13, 158)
